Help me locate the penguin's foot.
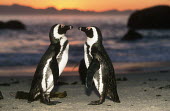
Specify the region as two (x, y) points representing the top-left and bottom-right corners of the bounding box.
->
(40, 94), (62, 105)
(40, 98), (56, 105)
(27, 97), (34, 103)
(40, 94), (52, 105)
(40, 99), (61, 105)
(88, 100), (103, 105)
(40, 98), (50, 105)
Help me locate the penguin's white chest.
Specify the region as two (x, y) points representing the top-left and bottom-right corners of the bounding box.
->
(41, 58), (54, 94)
(93, 65), (104, 95)
(84, 44), (92, 68)
(57, 37), (69, 76)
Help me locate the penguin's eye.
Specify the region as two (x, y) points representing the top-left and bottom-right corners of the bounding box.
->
(61, 25), (65, 28)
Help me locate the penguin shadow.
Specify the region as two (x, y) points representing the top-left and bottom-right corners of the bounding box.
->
(45, 101), (62, 105)
(15, 91), (63, 105)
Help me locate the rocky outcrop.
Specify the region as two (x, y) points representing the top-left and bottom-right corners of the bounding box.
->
(127, 5), (170, 29)
(121, 29), (143, 41)
(0, 21), (5, 29)
(0, 20), (26, 30)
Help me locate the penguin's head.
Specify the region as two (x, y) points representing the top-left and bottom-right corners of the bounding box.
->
(78, 26), (102, 45)
(49, 24), (73, 43)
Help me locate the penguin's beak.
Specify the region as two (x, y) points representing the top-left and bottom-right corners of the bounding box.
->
(65, 25), (73, 30)
(78, 27), (86, 32)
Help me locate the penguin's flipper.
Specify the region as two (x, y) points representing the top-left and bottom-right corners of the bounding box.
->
(79, 59), (87, 85)
(86, 58), (100, 88)
(50, 56), (59, 82)
(28, 75), (41, 103)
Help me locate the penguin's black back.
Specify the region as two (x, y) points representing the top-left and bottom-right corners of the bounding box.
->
(33, 43), (60, 81)
(91, 43), (116, 82)
(28, 42), (60, 101)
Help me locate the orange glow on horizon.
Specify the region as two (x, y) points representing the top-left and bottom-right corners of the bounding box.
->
(1, 0), (170, 12)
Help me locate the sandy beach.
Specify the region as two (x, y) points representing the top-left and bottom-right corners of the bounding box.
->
(0, 64), (170, 111)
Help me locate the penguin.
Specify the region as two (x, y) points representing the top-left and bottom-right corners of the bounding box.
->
(78, 26), (120, 105)
(79, 59), (87, 85)
(28, 24), (73, 105)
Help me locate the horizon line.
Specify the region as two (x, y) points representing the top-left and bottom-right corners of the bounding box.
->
(0, 3), (138, 12)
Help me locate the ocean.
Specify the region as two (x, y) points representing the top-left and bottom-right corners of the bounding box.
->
(0, 14), (170, 67)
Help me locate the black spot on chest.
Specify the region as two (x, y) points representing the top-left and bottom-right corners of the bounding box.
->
(57, 40), (68, 63)
(85, 43), (92, 63)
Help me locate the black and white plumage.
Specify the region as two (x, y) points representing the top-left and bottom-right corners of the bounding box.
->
(78, 26), (120, 105)
(79, 59), (87, 84)
(28, 24), (73, 105)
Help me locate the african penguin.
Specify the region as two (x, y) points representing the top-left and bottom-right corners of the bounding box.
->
(79, 59), (87, 85)
(28, 24), (73, 105)
(78, 26), (120, 105)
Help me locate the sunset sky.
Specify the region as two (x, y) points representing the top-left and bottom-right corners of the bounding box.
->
(1, 0), (170, 11)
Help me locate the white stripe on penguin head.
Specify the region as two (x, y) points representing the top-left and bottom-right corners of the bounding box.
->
(53, 24), (65, 39)
(86, 27), (98, 46)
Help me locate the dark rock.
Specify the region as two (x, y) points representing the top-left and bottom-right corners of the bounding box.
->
(148, 78), (158, 81)
(71, 81), (78, 85)
(79, 59), (87, 85)
(0, 21), (5, 29)
(128, 5), (170, 29)
(0, 91), (3, 99)
(5, 20), (26, 30)
(116, 77), (128, 81)
(12, 107), (18, 109)
(57, 81), (69, 85)
(121, 29), (143, 41)
(50, 91), (67, 98)
(160, 70), (169, 73)
(143, 82), (147, 84)
(116, 78), (122, 81)
(0, 83), (10, 86)
(11, 80), (20, 84)
(156, 94), (161, 97)
(15, 91), (29, 99)
(158, 87), (164, 89)
(158, 85), (170, 89)
(0, 20), (26, 30)
(122, 77), (128, 81)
